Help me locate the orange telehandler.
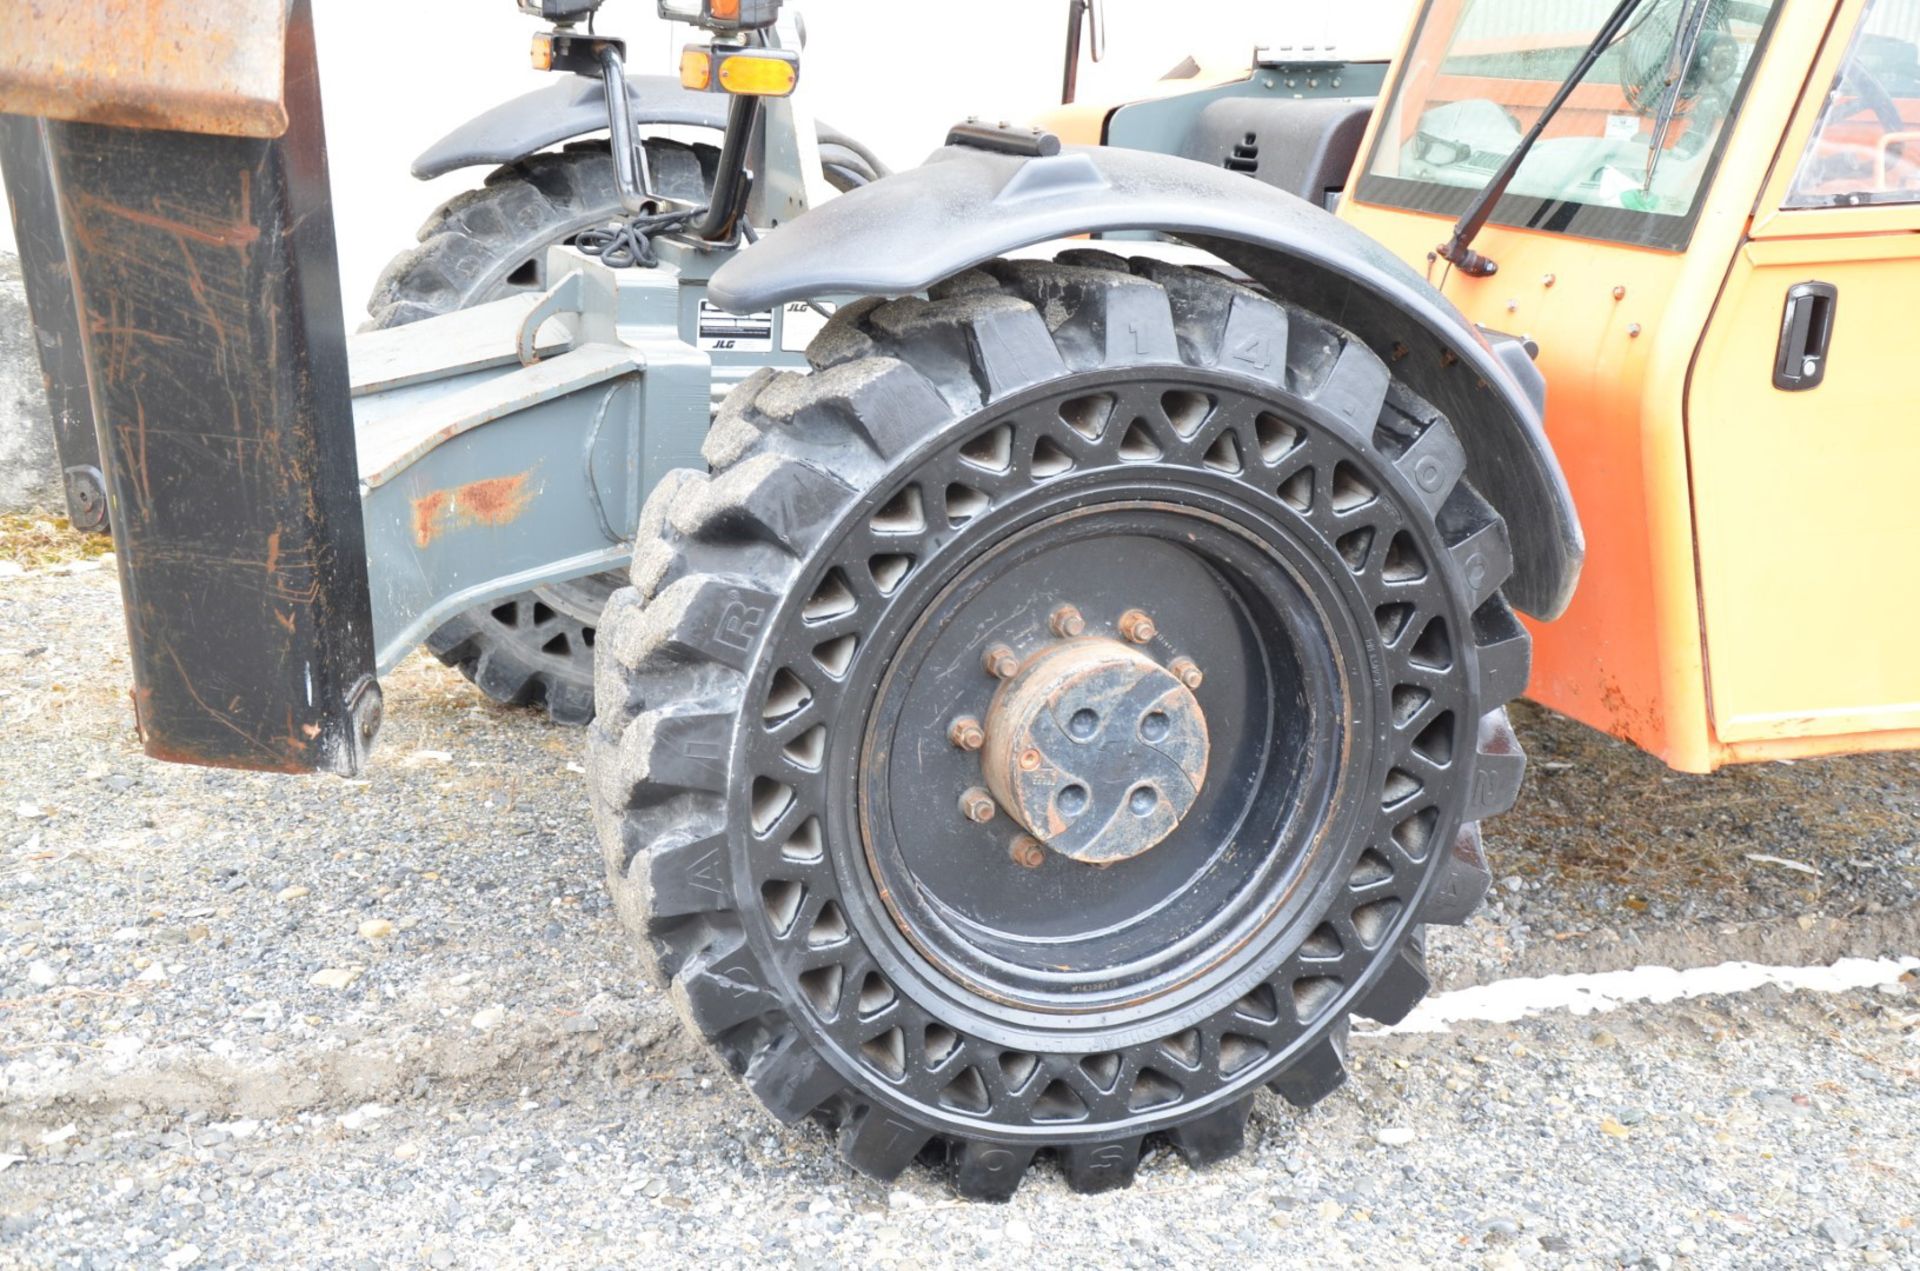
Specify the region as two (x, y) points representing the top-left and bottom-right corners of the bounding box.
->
(1, 0), (1912, 1199)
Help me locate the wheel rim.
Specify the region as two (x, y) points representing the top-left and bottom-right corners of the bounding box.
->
(533, 572), (620, 627)
(733, 369), (1479, 1137)
(859, 499), (1352, 1016)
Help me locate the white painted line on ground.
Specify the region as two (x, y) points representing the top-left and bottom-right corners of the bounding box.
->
(1369, 956), (1920, 1035)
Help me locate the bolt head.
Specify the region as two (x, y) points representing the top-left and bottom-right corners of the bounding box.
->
(948, 717), (985, 751)
(1010, 836), (1045, 869)
(1049, 605), (1086, 638)
(1118, 609), (1157, 644)
(960, 787), (997, 824)
(983, 644), (1019, 679)
(1019, 748), (1042, 772)
(1169, 657), (1204, 690)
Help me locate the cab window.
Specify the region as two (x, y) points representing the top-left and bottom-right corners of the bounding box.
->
(1786, 0), (1920, 206)
(1358, 0), (1784, 250)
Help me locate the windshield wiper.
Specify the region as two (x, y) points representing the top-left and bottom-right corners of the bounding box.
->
(1436, 0), (1647, 278)
(1644, 0), (1719, 191)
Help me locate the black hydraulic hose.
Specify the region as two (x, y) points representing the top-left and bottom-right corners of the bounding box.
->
(696, 91), (763, 243)
(1436, 0), (1646, 277)
(815, 123), (891, 179)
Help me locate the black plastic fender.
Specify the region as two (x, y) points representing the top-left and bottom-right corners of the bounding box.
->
(708, 146), (1583, 621)
(411, 74), (728, 180)
(410, 72), (885, 185)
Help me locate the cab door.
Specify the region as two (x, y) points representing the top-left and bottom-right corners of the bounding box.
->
(1688, 0), (1920, 749)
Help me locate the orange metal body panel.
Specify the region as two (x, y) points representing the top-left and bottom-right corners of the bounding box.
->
(1338, 0), (1920, 772)
(1336, 199), (1729, 769)
(1045, 102), (1112, 147)
(1687, 0), (1920, 750)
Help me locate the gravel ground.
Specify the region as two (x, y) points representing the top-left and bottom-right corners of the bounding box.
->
(2, 547), (1918, 1269)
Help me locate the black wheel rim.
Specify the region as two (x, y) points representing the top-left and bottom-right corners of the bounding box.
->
(533, 572), (620, 628)
(860, 498), (1351, 1016)
(734, 369), (1477, 1138)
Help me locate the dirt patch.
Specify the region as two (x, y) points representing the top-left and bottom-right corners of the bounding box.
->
(0, 512), (113, 571)
(1493, 699), (1920, 924)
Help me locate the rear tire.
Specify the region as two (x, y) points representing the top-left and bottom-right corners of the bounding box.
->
(367, 139), (716, 328)
(589, 252), (1532, 1197)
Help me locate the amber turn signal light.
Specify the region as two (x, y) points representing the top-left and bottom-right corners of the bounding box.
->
(716, 49), (799, 96)
(680, 42), (799, 97)
(679, 45), (714, 90)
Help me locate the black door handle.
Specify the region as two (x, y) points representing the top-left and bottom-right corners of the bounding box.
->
(1774, 281), (1838, 391)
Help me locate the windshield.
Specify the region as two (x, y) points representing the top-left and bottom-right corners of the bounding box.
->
(1358, 0), (1783, 250)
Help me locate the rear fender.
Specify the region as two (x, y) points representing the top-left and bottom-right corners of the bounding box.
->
(709, 146), (1583, 620)
(411, 74), (728, 180)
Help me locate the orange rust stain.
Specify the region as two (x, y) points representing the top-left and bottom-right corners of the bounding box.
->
(76, 193), (263, 250)
(0, 4), (290, 138)
(411, 472), (537, 549)
(460, 474), (536, 526)
(129, 686), (150, 744)
(411, 490), (450, 549)
(143, 738), (310, 775)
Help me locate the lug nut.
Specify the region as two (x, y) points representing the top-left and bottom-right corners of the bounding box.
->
(1050, 605), (1086, 638)
(1010, 836), (1045, 869)
(983, 644), (1019, 679)
(1118, 609), (1157, 644)
(948, 716), (986, 751)
(960, 787), (997, 824)
(1169, 656), (1204, 690)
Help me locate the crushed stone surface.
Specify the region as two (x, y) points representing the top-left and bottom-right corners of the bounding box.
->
(1, 557), (1915, 1268)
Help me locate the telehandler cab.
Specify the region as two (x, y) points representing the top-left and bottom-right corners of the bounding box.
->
(1060, 0), (1920, 772)
(0, 0), (1908, 1201)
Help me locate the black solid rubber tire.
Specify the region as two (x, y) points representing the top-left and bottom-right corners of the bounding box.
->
(368, 141), (714, 724)
(587, 251), (1532, 1198)
(367, 139), (716, 328)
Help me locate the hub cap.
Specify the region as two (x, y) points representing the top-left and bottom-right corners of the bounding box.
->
(981, 637), (1209, 864)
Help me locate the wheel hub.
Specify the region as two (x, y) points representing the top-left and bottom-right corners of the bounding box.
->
(981, 637), (1210, 865)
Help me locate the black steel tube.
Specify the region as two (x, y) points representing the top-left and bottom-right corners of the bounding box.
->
(0, 113), (109, 531)
(1062, 0), (1087, 105)
(598, 44), (649, 213)
(695, 91), (763, 242)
